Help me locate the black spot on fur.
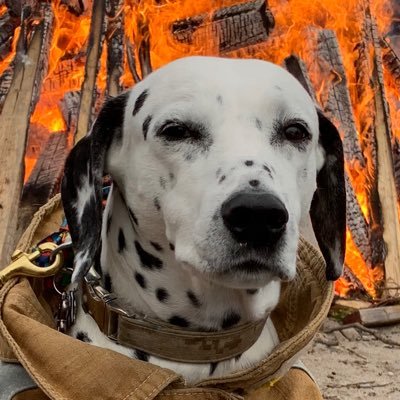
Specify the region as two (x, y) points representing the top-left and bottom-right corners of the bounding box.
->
(142, 115), (152, 140)
(104, 273), (112, 292)
(128, 208), (138, 225)
(106, 214), (112, 235)
(150, 241), (163, 251)
(169, 316), (189, 327)
(135, 241), (163, 269)
(244, 160), (254, 166)
(169, 243), (175, 251)
(169, 172), (174, 181)
(216, 95), (223, 105)
(132, 89), (149, 116)
(187, 290), (201, 307)
(156, 288), (169, 302)
(76, 331), (92, 343)
(246, 289), (258, 295)
(249, 179), (260, 187)
(221, 311), (241, 330)
(263, 164), (273, 178)
(135, 349), (149, 362)
(209, 362), (219, 375)
(135, 272), (147, 289)
(219, 175), (226, 184)
(235, 354), (242, 361)
(255, 118), (262, 130)
(154, 198), (161, 211)
(118, 228), (126, 253)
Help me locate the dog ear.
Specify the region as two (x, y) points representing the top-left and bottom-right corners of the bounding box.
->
(61, 93), (129, 282)
(310, 111), (346, 281)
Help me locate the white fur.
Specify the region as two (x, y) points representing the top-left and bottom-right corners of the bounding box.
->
(70, 56), (324, 384)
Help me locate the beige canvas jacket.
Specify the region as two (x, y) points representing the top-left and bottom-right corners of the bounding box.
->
(0, 195), (333, 399)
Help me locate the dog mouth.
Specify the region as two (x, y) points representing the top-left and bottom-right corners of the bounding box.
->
(230, 259), (292, 280)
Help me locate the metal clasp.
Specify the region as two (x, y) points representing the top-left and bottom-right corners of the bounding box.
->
(0, 242), (63, 286)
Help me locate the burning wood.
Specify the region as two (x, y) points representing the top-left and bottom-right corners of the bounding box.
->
(381, 37), (400, 85)
(364, 8), (400, 294)
(106, 0), (124, 95)
(75, 0), (106, 143)
(18, 132), (68, 234)
(0, 1), (54, 266)
(172, 0), (274, 53)
(0, 10), (19, 60)
(315, 29), (365, 169)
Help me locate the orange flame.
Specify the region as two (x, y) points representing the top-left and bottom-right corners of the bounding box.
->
(0, 0), (396, 298)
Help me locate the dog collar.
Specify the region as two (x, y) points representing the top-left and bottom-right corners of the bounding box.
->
(82, 270), (269, 363)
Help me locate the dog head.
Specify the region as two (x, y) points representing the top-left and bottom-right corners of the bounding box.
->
(62, 56), (345, 287)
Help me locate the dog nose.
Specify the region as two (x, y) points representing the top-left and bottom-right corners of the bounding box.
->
(221, 192), (288, 246)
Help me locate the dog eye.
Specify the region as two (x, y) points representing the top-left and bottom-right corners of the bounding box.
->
(158, 121), (201, 142)
(283, 123), (310, 142)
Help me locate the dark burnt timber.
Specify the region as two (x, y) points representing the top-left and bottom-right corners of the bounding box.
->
(0, 10), (19, 60)
(392, 138), (400, 200)
(342, 267), (368, 298)
(315, 29), (365, 169)
(106, 0), (124, 96)
(125, 36), (141, 83)
(0, 2), (54, 267)
(345, 174), (372, 268)
(381, 37), (400, 86)
(172, 0), (274, 53)
(18, 133), (69, 235)
(365, 8), (400, 294)
(74, 0), (106, 143)
(284, 55), (317, 103)
(137, 18), (152, 78)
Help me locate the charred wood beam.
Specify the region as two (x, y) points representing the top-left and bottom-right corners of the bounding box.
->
(18, 133), (69, 234)
(342, 267), (369, 298)
(393, 138), (400, 200)
(125, 36), (141, 83)
(74, 0), (106, 143)
(137, 18), (152, 78)
(365, 8), (400, 293)
(61, 0), (85, 16)
(0, 11), (19, 60)
(345, 173), (373, 267)
(381, 37), (400, 85)
(106, 0), (124, 95)
(60, 90), (80, 133)
(316, 29), (365, 169)
(172, 0), (274, 54)
(0, 3), (53, 267)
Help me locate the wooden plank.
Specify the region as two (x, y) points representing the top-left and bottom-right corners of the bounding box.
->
(0, 16), (49, 267)
(106, 0), (124, 96)
(18, 133), (68, 234)
(74, 0), (106, 143)
(344, 305), (400, 327)
(172, 0), (274, 54)
(367, 10), (400, 294)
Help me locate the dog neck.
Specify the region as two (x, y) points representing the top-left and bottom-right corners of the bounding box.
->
(98, 185), (281, 332)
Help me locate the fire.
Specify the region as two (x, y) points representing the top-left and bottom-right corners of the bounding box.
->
(25, 1), (92, 180)
(0, 0), (397, 298)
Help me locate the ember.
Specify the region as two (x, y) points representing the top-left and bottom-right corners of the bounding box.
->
(0, 0), (399, 299)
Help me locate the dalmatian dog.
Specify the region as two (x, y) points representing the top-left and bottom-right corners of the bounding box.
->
(61, 56), (345, 384)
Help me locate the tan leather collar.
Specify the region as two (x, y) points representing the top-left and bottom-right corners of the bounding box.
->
(82, 270), (268, 363)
